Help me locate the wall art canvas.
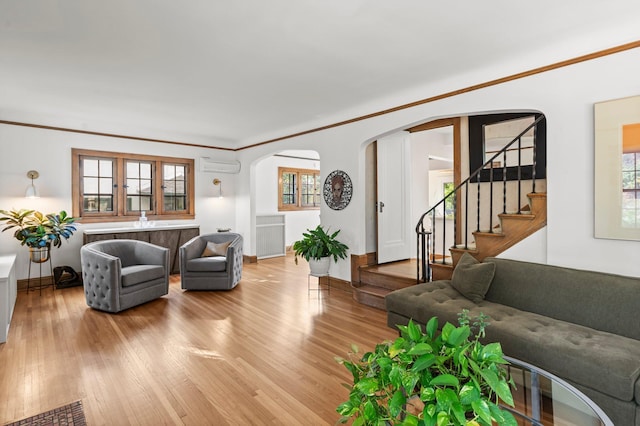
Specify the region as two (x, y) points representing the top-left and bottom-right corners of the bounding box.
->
(594, 95), (640, 240)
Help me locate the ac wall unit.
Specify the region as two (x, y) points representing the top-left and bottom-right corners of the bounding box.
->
(199, 158), (241, 174)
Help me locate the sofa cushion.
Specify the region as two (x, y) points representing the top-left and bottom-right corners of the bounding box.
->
(386, 284), (640, 403)
(450, 252), (495, 303)
(121, 264), (165, 287)
(201, 241), (231, 257)
(187, 257), (227, 272)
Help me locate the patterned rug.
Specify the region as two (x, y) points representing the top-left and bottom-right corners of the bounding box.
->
(5, 400), (86, 426)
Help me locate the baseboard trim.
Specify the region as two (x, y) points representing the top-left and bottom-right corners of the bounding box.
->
(243, 255), (258, 264)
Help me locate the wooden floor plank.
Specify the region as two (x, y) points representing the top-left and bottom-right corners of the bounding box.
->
(0, 254), (397, 425)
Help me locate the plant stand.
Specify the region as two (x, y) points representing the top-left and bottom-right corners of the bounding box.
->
(27, 247), (54, 295)
(308, 272), (330, 293)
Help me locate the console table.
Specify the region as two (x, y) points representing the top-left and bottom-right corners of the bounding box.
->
(0, 254), (17, 343)
(83, 224), (199, 274)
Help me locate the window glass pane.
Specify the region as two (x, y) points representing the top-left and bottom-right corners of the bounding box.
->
(84, 196), (98, 212)
(99, 160), (112, 177)
(164, 164), (175, 180)
(127, 179), (140, 194)
(99, 196), (113, 212)
(81, 157), (116, 213)
(99, 178), (112, 194)
(164, 180), (176, 194)
(84, 177), (99, 193)
(140, 196), (152, 211)
(140, 163), (151, 179)
(140, 179), (152, 194)
(162, 164), (187, 211)
(622, 171), (635, 189)
(282, 172), (296, 205)
(484, 116), (535, 167)
(622, 153), (635, 171)
(85, 159), (99, 176)
(127, 162), (139, 178)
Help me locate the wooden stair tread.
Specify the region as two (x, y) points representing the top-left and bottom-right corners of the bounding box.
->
(498, 213), (536, 220)
(472, 231), (504, 238)
(354, 284), (392, 297)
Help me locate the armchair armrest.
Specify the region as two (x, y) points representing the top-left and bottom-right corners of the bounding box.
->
(80, 246), (121, 312)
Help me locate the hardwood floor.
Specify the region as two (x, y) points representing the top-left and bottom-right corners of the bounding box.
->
(0, 254), (398, 425)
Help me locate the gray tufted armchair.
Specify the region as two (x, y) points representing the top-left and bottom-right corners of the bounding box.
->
(179, 233), (243, 290)
(80, 239), (170, 313)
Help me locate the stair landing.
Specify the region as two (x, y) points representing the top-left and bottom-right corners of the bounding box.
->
(352, 259), (418, 310)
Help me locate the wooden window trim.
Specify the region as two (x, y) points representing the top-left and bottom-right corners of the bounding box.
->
(72, 148), (195, 223)
(277, 167), (320, 211)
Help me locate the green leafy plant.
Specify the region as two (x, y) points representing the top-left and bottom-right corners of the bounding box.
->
(336, 310), (516, 426)
(292, 225), (348, 264)
(0, 208), (77, 248)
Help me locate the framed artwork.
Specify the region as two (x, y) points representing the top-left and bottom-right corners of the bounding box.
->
(594, 95), (640, 241)
(323, 170), (352, 210)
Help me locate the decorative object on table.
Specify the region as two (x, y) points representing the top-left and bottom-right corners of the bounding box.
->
(292, 225), (348, 276)
(133, 210), (155, 228)
(323, 170), (352, 210)
(336, 310), (516, 426)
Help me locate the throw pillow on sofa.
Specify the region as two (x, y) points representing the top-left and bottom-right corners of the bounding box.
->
(450, 252), (495, 303)
(201, 241), (231, 257)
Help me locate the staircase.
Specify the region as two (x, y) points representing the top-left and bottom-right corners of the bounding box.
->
(431, 191), (546, 280)
(352, 114), (547, 309)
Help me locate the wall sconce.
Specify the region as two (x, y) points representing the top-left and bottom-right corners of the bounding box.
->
(25, 170), (40, 198)
(212, 178), (223, 198)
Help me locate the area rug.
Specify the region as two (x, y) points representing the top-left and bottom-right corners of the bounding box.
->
(4, 400), (86, 426)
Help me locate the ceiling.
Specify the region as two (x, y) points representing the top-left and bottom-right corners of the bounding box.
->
(1, 1), (639, 149)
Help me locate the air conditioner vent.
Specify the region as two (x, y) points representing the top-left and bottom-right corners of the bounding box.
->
(199, 158), (241, 174)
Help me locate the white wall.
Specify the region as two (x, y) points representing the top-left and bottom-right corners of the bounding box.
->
(0, 124), (238, 280)
(236, 46), (640, 280)
(3, 43), (640, 283)
(253, 151), (321, 248)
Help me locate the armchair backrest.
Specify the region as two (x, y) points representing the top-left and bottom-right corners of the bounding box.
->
(84, 239), (168, 267)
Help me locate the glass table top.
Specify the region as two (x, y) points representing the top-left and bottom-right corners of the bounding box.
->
(504, 357), (613, 426)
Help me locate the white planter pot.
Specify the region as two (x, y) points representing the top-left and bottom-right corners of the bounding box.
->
(308, 257), (331, 276)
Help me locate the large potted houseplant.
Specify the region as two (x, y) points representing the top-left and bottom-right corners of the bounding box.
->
(336, 310), (517, 426)
(0, 208), (77, 263)
(293, 225), (349, 275)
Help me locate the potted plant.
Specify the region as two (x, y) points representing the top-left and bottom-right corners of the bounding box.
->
(292, 225), (349, 275)
(0, 208), (77, 263)
(336, 310), (517, 426)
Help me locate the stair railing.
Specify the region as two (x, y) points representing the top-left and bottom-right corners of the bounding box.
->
(416, 115), (545, 283)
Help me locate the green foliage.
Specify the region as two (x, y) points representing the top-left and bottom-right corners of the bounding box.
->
(292, 225), (349, 263)
(0, 208), (77, 248)
(336, 310), (516, 426)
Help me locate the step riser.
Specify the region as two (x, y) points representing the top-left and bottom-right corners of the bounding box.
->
(430, 263), (453, 280)
(352, 289), (386, 310)
(359, 270), (415, 291)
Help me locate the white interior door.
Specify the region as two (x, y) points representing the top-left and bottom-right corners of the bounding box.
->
(377, 131), (412, 263)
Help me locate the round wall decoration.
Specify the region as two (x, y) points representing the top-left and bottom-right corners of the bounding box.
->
(323, 170), (352, 210)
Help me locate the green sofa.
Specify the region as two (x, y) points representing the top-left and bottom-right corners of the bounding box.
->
(385, 256), (640, 426)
